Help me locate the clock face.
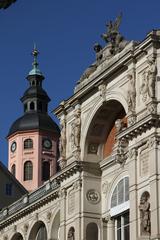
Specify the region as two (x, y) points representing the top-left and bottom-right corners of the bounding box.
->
(43, 138), (52, 150)
(11, 141), (17, 153)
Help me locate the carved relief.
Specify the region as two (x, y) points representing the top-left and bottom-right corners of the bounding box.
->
(140, 57), (157, 103)
(115, 138), (128, 166)
(139, 191), (151, 235)
(102, 181), (109, 197)
(58, 188), (67, 198)
(127, 74), (136, 112)
(86, 189), (100, 204)
(46, 211), (52, 223)
(139, 142), (149, 177)
(88, 143), (99, 154)
(99, 84), (107, 102)
(68, 190), (75, 215)
(22, 223), (29, 235)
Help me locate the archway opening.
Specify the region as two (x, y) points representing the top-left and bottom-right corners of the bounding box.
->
(84, 100), (126, 162)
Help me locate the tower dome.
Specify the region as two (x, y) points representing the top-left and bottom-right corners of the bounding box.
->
(7, 46), (60, 192)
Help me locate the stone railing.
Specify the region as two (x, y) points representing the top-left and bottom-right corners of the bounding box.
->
(0, 179), (60, 222)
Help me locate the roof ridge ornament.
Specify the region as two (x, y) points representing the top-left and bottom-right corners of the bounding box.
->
(32, 43), (39, 69)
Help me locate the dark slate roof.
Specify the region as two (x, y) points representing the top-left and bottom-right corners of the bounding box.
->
(8, 113), (60, 137)
(21, 86), (50, 102)
(0, 161), (27, 194)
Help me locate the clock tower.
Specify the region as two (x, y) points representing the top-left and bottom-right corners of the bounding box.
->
(7, 47), (60, 192)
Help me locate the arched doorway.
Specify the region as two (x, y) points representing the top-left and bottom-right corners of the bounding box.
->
(28, 221), (47, 240)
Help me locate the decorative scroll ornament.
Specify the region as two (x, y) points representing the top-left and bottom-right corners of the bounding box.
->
(86, 189), (101, 204)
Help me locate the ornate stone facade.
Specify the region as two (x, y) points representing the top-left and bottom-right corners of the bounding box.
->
(1, 19), (160, 240)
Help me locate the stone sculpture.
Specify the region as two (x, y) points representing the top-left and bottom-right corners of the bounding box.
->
(140, 57), (157, 102)
(139, 192), (151, 235)
(127, 74), (136, 112)
(94, 43), (103, 64)
(67, 227), (75, 240)
(59, 119), (66, 159)
(71, 109), (81, 149)
(101, 13), (128, 55)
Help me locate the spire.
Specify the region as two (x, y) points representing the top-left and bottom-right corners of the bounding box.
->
(28, 44), (43, 76)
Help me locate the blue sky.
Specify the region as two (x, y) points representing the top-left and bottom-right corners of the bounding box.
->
(0, 0), (160, 165)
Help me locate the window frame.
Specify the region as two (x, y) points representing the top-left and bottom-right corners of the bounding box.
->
(24, 138), (33, 150)
(24, 160), (33, 181)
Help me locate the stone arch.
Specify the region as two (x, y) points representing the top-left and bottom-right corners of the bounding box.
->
(86, 222), (98, 240)
(82, 98), (127, 162)
(28, 220), (47, 240)
(10, 232), (23, 240)
(49, 210), (60, 240)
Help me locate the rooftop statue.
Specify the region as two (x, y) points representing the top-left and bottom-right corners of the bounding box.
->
(101, 13), (128, 55)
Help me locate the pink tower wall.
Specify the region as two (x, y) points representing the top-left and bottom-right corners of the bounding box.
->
(8, 130), (58, 192)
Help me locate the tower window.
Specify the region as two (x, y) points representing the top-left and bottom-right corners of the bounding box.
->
(24, 161), (33, 181)
(24, 138), (33, 149)
(11, 164), (16, 177)
(42, 161), (50, 181)
(30, 101), (35, 110)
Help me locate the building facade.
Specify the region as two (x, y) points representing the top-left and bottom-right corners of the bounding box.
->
(1, 17), (160, 240)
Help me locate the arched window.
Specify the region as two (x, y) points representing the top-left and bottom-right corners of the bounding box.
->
(11, 164), (16, 176)
(30, 101), (35, 110)
(36, 224), (47, 240)
(24, 161), (33, 181)
(110, 176), (130, 240)
(24, 138), (33, 149)
(42, 161), (50, 181)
